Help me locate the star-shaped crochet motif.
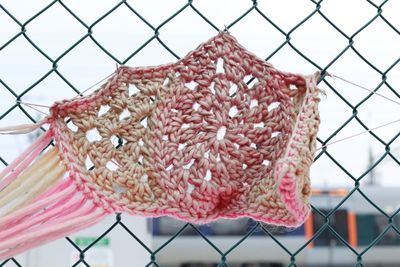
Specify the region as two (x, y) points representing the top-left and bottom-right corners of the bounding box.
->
(50, 32), (320, 226)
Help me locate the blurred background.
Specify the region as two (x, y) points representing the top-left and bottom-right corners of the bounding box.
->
(1, 0), (400, 266)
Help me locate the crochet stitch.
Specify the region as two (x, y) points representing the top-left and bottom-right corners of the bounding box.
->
(0, 32), (320, 259)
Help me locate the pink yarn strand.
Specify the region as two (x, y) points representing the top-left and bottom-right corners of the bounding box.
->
(0, 211), (106, 260)
(0, 131), (53, 190)
(0, 204), (104, 251)
(0, 183), (75, 229)
(0, 190), (79, 241)
(34, 175), (73, 201)
(0, 182), (76, 234)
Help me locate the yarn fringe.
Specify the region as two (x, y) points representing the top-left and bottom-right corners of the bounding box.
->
(0, 132), (107, 260)
(0, 118), (48, 135)
(0, 130), (53, 191)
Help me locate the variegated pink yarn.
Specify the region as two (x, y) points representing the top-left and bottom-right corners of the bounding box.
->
(0, 32), (320, 259)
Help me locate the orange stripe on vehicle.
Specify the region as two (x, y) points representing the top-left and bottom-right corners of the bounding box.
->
(305, 213), (314, 248)
(348, 211), (357, 247)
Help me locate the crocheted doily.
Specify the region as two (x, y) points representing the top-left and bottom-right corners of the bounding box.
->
(0, 32), (320, 259)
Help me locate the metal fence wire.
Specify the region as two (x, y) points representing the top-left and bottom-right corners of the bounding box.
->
(0, 0), (400, 266)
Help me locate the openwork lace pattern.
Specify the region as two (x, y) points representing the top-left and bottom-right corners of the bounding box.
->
(0, 32), (320, 260)
(51, 32), (321, 225)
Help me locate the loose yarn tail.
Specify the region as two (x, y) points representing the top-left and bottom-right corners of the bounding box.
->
(0, 131), (108, 260)
(0, 163), (107, 260)
(0, 130), (53, 191)
(0, 118), (48, 135)
(0, 204), (106, 260)
(0, 180), (76, 230)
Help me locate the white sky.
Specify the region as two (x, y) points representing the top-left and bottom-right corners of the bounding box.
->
(1, 0), (400, 190)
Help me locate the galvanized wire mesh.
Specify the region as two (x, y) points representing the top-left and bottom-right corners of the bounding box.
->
(0, 0), (399, 266)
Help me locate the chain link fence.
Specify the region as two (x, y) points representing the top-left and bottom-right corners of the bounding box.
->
(0, 0), (399, 266)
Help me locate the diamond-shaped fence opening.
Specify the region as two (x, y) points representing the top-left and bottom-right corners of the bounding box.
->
(1, 0), (400, 266)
